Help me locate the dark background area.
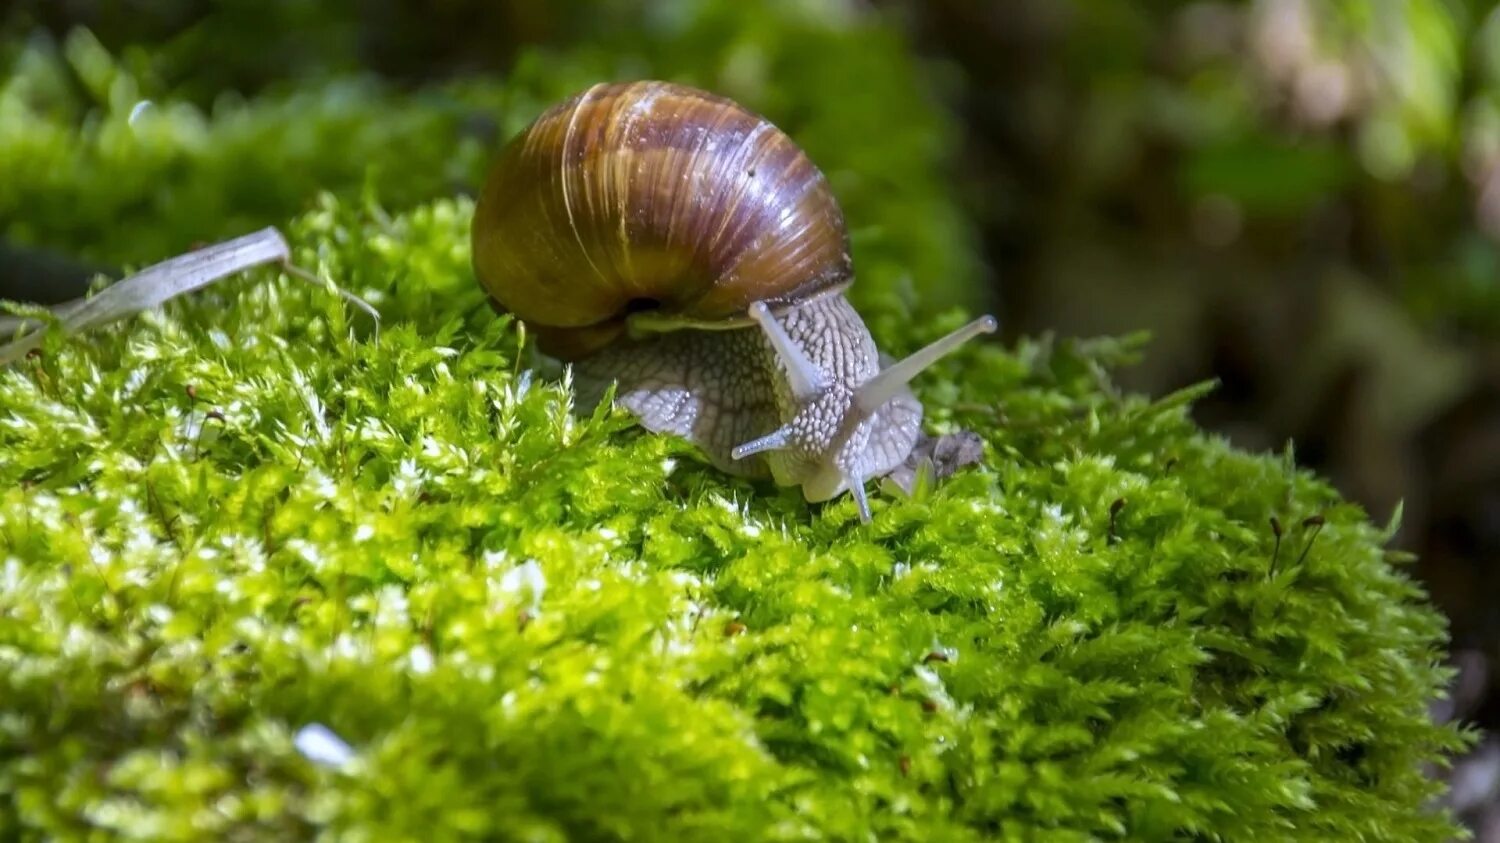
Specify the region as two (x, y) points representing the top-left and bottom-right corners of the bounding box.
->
(2, 0), (1496, 833)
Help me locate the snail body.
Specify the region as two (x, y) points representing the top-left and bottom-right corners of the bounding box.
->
(473, 81), (994, 521)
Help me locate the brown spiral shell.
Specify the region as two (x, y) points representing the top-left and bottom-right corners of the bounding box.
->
(472, 80), (853, 359)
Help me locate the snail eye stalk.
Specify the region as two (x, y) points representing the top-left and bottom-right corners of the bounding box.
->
(844, 471), (871, 522)
(747, 301), (826, 402)
(854, 315), (997, 414)
(731, 425), (794, 461)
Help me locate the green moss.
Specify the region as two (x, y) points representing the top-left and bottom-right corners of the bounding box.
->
(0, 8), (1474, 838)
(0, 194), (1470, 840)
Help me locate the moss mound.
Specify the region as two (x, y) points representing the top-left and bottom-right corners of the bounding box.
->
(0, 195), (1468, 840)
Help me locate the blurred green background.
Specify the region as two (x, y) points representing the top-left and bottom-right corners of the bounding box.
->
(1, 0), (1496, 833)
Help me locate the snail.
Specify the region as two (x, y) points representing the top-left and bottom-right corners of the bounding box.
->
(472, 81), (996, 522)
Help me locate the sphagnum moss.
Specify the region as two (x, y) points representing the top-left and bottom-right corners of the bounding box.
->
(0, 195), (1470, 841)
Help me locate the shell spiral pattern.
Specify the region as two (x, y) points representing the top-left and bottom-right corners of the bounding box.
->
(472, 81), (853, 359)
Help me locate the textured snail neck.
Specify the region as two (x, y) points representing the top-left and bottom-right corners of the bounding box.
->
(572, 292), (923, 505)
(758, 295), (922, 498)
(572, 289), (997, 521)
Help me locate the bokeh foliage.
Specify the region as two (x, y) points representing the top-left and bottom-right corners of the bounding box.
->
(919, 0), (1500, 335)
(0, 0), (980, 318)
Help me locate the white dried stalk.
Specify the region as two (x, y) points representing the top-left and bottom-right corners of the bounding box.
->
(1, 228), (378, 364)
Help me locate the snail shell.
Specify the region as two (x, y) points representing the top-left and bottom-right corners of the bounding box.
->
(473, 80), (852, 359)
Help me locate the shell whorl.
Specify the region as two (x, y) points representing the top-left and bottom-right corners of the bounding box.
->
(472, 80), (853, 359)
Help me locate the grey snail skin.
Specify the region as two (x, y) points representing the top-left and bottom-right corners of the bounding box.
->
(471, 80), (996, 522)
